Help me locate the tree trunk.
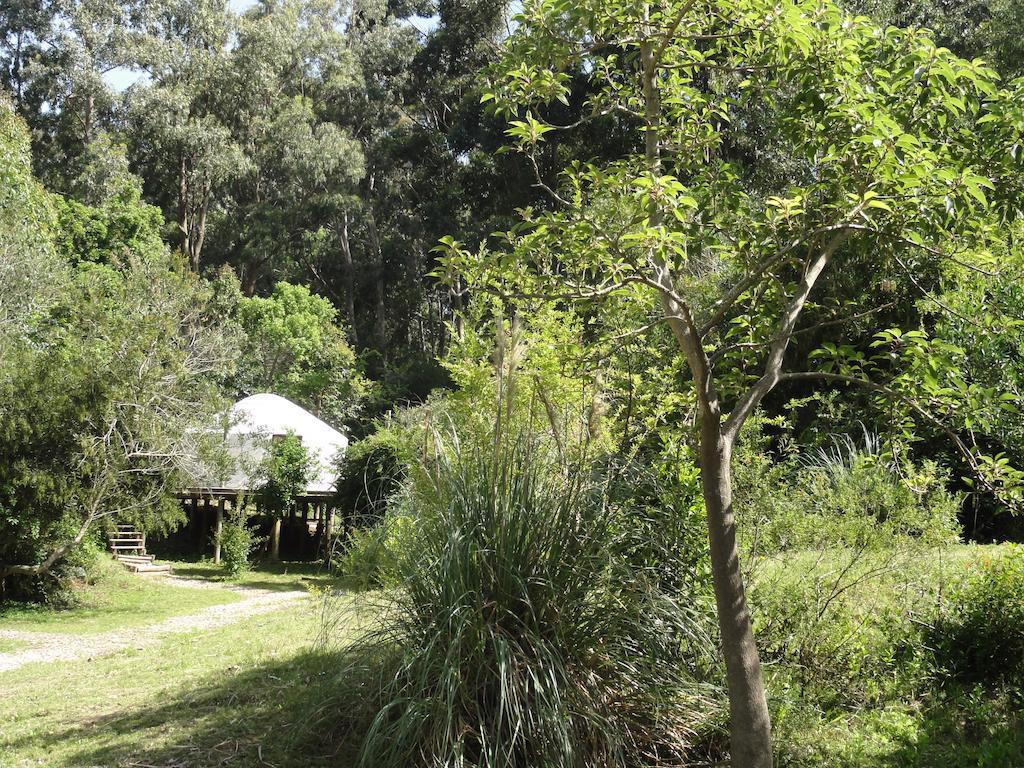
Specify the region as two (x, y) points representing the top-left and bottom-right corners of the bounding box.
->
(366, 213), (387, 360)
(701, 421), (773, 768)
(364, 173), (388, 362)
(641, 17), (773, 761)
(83, 91), (94, 145)
(179, 154), (191, 267)
(339, 211), (359, 347)
(192, 180), (211, 272)
(322, 505), (334, 567)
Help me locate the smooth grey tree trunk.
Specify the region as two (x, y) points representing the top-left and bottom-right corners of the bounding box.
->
(700, 422), (773, 768)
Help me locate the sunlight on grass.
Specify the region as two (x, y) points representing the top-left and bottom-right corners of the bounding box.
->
(0, 559), (241, 635)
(0, 637), (26, 654)
(166, 558), (346, 592)
(0, 592), (366, 768)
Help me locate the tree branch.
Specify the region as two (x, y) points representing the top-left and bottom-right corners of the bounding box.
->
(723, 229), (851, 442)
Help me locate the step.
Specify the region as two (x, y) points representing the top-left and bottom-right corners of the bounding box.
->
(109, 539), (144, 546)
(110, 544), (146, 551)
(116, 555), (155, 564)
(132, 563), (172, 574)
(115, 559), (171, 574)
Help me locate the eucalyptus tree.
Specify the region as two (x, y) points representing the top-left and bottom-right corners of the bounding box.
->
(439, 0), (1024, 763)
(208, 0), (364, 293)
(0, 0), (135, 192)
(126, 0), (242, 272)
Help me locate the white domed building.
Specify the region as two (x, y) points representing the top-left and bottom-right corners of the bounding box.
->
(215, 393), (348, 494)
(175, 393), (350, 563)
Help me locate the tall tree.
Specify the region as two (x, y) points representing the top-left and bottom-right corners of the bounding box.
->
(126, 0), (242, 271)
(1, 0), (134, 193)
(440, 0), (1024, 763)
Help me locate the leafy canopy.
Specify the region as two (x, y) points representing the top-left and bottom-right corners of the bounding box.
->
(441, 0), (1024, 496)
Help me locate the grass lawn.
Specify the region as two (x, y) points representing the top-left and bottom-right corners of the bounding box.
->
(0, 592), (368, 768)
(2, 545), (1020, 768)
(0, 559), (242, 635)
(0, 638), (25, 654)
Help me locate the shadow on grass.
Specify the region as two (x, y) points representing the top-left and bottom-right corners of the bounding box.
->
(169, 560), (342, 593)
(5, 647), (377, 768)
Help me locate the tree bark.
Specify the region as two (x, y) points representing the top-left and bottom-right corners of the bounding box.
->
(179, 154), (191, 267)
(213, 499), (224, 565)
(322, 505), (334, 567)
(701, 423), (773, 768)
(0, 513), (95, 579)
(270, 517), (281, 562)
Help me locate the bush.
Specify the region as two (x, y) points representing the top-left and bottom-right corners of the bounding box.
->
(334, 427), (408, 529)
(332, 435), (719, 768)
(928, 546), (1024, 687)
(333, 505), (415, 590)
(219, 507), (259, 579)
(751, 548), (936, 711)
(737, 429), (960, 554)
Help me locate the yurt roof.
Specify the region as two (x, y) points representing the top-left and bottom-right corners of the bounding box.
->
(193, 393), (348, 495)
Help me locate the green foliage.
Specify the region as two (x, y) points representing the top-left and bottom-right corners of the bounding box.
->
(736, 427), (961, 553)
(604, 439), (712, 601)
(441, 0), (1024, 516)
(54, 183), (167, 267)
(0, 95), (63, 335)
(0, 99), (235, 601)
(746, 546), (1024, 767)
(236, 281), (369, 429)
(928, 545), (1024, 687)
(338, 433), (718, 768)
(333, 505), (415, 590)
(257, 434), (314, 517)
(219, 506), (260, 579)
(334, 425), (409, 528)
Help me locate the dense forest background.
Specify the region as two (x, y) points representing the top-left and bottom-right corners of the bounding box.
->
(5, 0), (1023, 528)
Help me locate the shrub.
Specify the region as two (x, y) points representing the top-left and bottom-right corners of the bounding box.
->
(333, 505), (415, 590)
(737, 429), (960, 554)
(928, 546), (1024, 687)
(257, 433), (314, 517)
(334, 426), (408, 529)
(750, 548), (936, 710)
(219, 506), (259, 579)
(334, 435), (719, 768)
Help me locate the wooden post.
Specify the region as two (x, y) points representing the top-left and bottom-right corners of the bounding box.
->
(198, 497), (209, 551)
(323, 504), (334, 566)
(213, 498), (225, 565)
(270, 517), (281, 562)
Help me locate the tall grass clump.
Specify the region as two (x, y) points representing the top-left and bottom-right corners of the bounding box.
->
(336, 433), (719, 768)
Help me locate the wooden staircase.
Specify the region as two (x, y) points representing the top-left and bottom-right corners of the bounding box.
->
(108, 525), (171, 574)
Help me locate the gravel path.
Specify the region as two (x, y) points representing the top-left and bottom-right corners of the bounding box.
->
(0, 579), (307, 673)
